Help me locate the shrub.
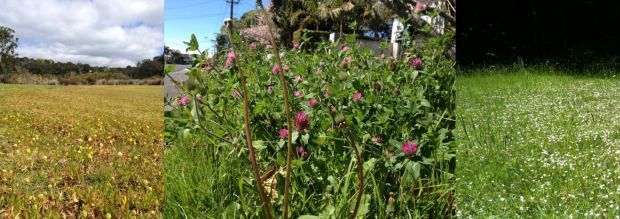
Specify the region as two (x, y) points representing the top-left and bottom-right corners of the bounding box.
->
(165, 32), (455, 217)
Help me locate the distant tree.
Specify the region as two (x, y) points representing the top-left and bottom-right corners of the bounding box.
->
(164, 46), (185, 64)
(382, 0), (455, 34)
(214, 33), (230, 57)
(251, 0), (395, 45)
(0, 26), (19, 75)
(132, 56), (163, 79)
(240, 10), (280, 45)
(153, 54), (164, 63)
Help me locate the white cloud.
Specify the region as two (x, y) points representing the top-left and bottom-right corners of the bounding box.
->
(0, 0), (163, 67)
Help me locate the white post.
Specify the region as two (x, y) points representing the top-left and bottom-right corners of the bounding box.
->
(391, 17), (404, 59)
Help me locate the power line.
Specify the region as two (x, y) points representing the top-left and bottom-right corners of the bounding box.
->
(216, 0), (228, 23)
(166, 12), (228, 20)
(165, 1), (217, 10)
(239, 1), (256, 10)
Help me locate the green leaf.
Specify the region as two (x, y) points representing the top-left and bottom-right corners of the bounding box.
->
(184, 34), (199, 52)
(351, 194), (371, 218)
(394, 160), (406, 170)
(312, 133), (327, 145)
(420, 99), (431, 108)
(278, 139), (286, 149)
(322, 205), (336, 216)
(276, 152), (286, 166)
(407, 161), (421, 180)
(190, 96), (202, 124)
(334, 113), (345, 125)
(252, 140), (266, 151)
(222, 201), (240, 218)
(254, 100), (269, 115)
(292, 131), (299, 143)
(411, 70), (419, 82)
(327, 175), (337, 188)
(301, 133), (309, 145)
(298, 216), (321, 219)
(182, 129), (191, 139)
(363, 158), (377, 174)
(389, 139), (401, 148)
(421, 157), (435, 165)
(164, 64), (176, 74)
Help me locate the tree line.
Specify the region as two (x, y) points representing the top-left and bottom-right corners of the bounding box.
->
(0, 26), (164, 80)
(15, 55), (164, 79)
(457, 0), (620, 69)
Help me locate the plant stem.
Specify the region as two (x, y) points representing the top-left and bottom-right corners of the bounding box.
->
(345, 129), (364, 219)
(328, 103), (364, 218)
(256, 1), (295, 218)
(226, 22), (273, 219)
(196, 124), (233, 144)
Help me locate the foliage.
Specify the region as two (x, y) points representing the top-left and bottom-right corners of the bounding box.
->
(240, 10), (281, 45)
(457, 0), (618, 68)
(164, 31), (456, 217)
(0, 26), (19, 75)
(216, 0), (455, 52)
(14, 56), (164, 79)
(132, 57), (164, 79)
(0, 85), (163, 218)
(59, 72), (163, 85)
(164, 46), (189, 65)
(268, 0), (394, 44)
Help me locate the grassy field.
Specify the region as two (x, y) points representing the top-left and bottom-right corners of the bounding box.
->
(455, 69), (620, 217)
(0, 85), (163, 218)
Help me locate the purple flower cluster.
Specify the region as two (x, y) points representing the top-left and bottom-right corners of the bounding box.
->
(176, 96), (190, 106)
(402, 141), (418, 157)
(225, 51), (236, 68)
(294, 112), (309, 131)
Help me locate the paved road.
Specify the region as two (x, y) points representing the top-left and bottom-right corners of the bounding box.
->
(164, 64), (191, 100)
(164, 64), (190, 111)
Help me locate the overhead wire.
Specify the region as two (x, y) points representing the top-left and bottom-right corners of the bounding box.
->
(165, 1), (217, 10)
(166, 12), (228, 20)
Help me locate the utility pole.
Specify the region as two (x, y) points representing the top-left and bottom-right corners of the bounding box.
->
(226, 0), (240, 29)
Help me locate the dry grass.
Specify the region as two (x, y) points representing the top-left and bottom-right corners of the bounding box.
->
(0, 85), (163, 218)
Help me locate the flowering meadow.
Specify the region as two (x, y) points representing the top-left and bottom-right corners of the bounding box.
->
(0, 85), (163, 218)
(164, 31), (456, 218)
(456, 69), (620, 217)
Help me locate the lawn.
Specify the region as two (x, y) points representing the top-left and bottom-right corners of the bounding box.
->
(455, 69), (620, 217)
(0, 85), (163, 218)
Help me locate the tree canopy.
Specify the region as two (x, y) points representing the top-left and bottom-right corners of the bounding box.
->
(210, 0), (455, 56)
(458, 0), (619, 69)
(0, 26), (19, 75)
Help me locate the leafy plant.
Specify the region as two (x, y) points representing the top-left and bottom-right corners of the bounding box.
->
(165, 13), (456, 219)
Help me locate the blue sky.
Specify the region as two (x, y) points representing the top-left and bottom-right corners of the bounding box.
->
(165, 0), (267, 55)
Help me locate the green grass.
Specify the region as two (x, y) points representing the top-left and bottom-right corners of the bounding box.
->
(0, 85), (163, 218)
(164, 136), (256, 218)
(165, 134), (455, 218)
(455, 69), (620, 217)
